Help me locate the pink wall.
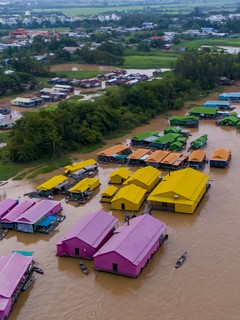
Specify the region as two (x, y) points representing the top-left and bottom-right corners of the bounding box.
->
(57, 229), (115, 259)
(94, 238), (162, 277)
(47, 203), (62, 216)
(0, 298), (11, 319)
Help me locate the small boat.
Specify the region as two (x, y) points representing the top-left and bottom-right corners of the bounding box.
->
(175, 252), (187, 269)
(0, 229), (8, 241)
(33, 266), (44, 275)
(22, 276), (35, 291)
(79, 262), (89, 275)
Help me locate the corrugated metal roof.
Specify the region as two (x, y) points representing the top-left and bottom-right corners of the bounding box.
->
(101, 185), (118, 197)
(160, 152), (181, 165)
(64, 159), (97, 173)
(57, 210), (117, 248)
(189, 150), (206, 162)
(146, 150), (170, 163)
(109, 167), (131, 180)
(94, 215), (166, 265)
(112, 184), (146, 204)
(1, 200), (36, 222)
(123, 166), (161, 187)
(0, 198), (18, 219)
(69, 178), (100, 193)
(148, 168), (209, 202)
(210, 148), (231, 161)
(37, 175), (68, 191)
(97, 145), (132, 157)
(127, 149), (151, 160)
(132, 131), (157, 141)
(0, 253), (32, 298)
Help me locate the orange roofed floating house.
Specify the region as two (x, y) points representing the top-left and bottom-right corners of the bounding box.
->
(209, 148), (231, 168)
(188, 150), (207, 170)
(97, 145), (132, 164)
(159, 152), (188, 170)
(127, 148), (151, 166)
(145, 150), (170, 168)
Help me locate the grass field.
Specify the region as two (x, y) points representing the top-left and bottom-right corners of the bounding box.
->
(121, 53), (177, 69)
(53, 70), (101, 79)
(175, 38), (240, 50)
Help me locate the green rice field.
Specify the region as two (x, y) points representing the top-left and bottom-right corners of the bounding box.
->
(121, 53), (178, 69)
(53, 70), (101, 79)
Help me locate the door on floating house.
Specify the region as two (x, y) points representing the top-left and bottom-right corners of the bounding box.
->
(75, 248), (79, 256)
(113, 263), (118, 272)
(121, 203), (125, 210)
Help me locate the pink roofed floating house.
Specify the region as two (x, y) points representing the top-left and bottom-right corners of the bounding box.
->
(93, 214), (167, 278)
(14, 200), (62, 233)
(57, 210), (118, 259)
(0, 200), (36, 229)
(0, 252), (33, 320)
(0, 198), (18, 220)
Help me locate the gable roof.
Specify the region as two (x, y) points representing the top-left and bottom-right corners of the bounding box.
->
(1, 200), (36, 222)
(145, 150), (170, 163)
(101, 185), (118, 197)
(0, 252), (32, 298)
(37, 175), (68, 191)
(0, 198), (18, 219)
(160, 152), (181, 165)
(123, 166), (161, 187)
(148, 168), (209, 202)
(94, 215), (166, 265)
(57, 210), (117, 248)
(68, 178), (100, 193)
(112, 184), (146, 204)
(189, 150), (206, 162)
(97, 145), (132, 157)
(132, 131), (157, 141)
(64, 159), (97, 174)
(210, 148), (231, 161)
(109, 167), (131, 180)
(127, 149), (151, 160)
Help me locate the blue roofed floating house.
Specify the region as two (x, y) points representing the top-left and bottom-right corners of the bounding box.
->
(203, 100), (234, 110)
(219, 92), (240, 102)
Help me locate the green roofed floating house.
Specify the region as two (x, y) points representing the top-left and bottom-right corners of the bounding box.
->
(188, 134), (208, 151)
(189, 107), (217, 119)
(169, 116), (199, 128)
(164, 126), (191, 137)
(130, 131), (160, 147)
(216, 113), (240, 126)
(150, 133), (182, 150)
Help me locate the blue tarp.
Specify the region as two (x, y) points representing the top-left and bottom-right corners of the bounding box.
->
(36, 216), (57, 227)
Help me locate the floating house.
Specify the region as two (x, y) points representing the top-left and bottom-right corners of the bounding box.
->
(123, 166), (161, 192)
(64, 159), (98, 175)
(168, 140), (185, 151)
(169, 115), (199, 128)
(164, 126), (191, 137)
(0, 252), (33, 320)
(101, 185), (118, 203)
(67, 178), (100, 198)
(159, 152), (188, 170)
(14, 200), (62, 233)
(144, 150), (170, 168)
(189, 107), (217, 119)
(0, 200), (36, 229)
(37, 175), (70, 196)
(188, 150), (207, 170)
(111, 184), (146, 211)
(148, 168), (209, 214)
(210, 148), (231, 168)
(189, 134), (208, 150)
(130, 131), (158, 147)
(56, 210), (118, 259)
(109, 168), (131, 184)
(126, 149), (151, 166)
(0, 198), (18, 220)
(97, 145), (133, 163)
(93, 215), (167, 278)
(203, 100), (233, 110)
(219, 92), (240, 102)
(216, 114), (239, 126)
(150, 133), (181, 150)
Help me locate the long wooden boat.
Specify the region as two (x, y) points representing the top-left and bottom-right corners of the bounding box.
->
(0, 228), (8, 241)
(22, 276), (35, 291)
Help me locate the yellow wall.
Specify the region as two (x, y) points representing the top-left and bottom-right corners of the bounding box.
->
(125, 176), (159, 192)
(111, 197), (144, 211)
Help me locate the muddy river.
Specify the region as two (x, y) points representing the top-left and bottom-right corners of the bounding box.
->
(2, 87), (240, 320)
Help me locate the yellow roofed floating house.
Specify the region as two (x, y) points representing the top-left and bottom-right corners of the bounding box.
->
(66, 178), (100, 203)
(100, 185), (118, 203)
(64, 159), (97, 176)
(147, 168), (209, 214)
(111, 184), (146, 211)
(37, 175), (70, 196)
(123, 166), (161, 192)
(209, 148), (231, 168)
(109, 168), (131, 184)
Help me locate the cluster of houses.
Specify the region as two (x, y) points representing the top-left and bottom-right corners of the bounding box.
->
(0, 107), (22, 130)
(0, 198), (63, 233)
(49, 76), (102, 89)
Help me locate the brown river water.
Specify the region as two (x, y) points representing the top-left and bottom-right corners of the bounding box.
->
(2, 87), (240, 320)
